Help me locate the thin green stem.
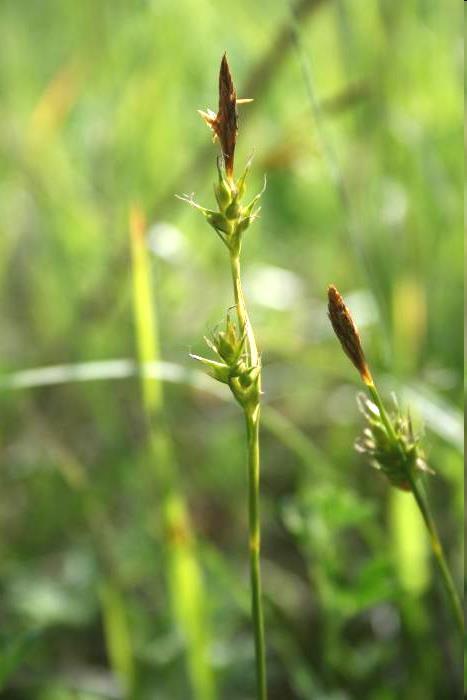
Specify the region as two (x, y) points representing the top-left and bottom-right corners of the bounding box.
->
(407, 475), (464, 637)
(230, 252), (258, 366)
(367, 381), (463, 638)
(230, 249), (267, 697)
(245, 407), (267, 700)
(367, 381), (398, 444)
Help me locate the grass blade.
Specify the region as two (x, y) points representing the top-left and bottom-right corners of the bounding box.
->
(129, 204), (216, 700)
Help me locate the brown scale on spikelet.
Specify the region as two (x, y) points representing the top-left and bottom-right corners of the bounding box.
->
(327, 284), (373, 385)
(198, 53), (252, 179)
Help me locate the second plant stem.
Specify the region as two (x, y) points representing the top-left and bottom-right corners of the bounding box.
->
(230, 250), (267, 700)
(367, 381), (464, 638)
(408, 475), (464, 637)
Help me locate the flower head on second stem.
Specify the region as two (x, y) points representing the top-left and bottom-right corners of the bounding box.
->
(355, 392), (433, 491)
(327, 284), (373, 386)
(327, 284), (432, 490)
(327, 284), (463, 638)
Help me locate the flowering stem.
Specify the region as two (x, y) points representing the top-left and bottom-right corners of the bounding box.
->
(406, 474), (464, 637)
(230, 249), (267, 698)
(230, 251), (258, 367)
(245, 405), (267, 700)
(367, 381), (463, 638)
(366, 381), (398, 443)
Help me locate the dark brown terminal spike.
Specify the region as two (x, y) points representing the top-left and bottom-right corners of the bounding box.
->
(199, 53), (253, 179)
(216, 54), (238, 176)
(327, 284), (373, 385)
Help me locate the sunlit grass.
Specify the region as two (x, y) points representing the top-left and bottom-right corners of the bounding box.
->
(0, 0), (462, 697)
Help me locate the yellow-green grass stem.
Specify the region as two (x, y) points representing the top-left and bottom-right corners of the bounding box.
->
(130, 206), (216, 700)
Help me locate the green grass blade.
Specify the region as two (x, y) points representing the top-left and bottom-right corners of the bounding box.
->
(129, 205), (216, 700)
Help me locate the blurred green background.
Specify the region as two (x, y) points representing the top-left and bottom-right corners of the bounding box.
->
(0, 1), (463, 698)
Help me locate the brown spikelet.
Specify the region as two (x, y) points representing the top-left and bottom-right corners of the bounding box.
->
(216, 54), (238, 177)
(327, 285), (373, 385)
(198, 54), (238, 178)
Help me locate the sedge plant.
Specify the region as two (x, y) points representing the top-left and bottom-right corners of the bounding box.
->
(178, 54), (268, 699)
(327, 284), (463, 638)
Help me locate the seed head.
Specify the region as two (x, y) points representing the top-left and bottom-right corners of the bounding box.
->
(327, 284), (373, 385)
(356, 393), (433, 490)
(198, 53), (252, 179)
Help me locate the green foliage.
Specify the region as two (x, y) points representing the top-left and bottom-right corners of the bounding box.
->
(0, 1), (462, 699)
(0, 629), (40, 690)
